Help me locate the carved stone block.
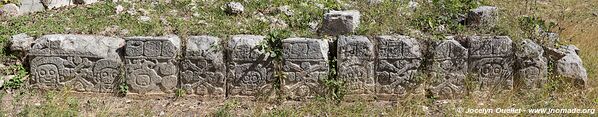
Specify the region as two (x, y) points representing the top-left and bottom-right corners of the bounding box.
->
(282, 38), (328, 100)
(515, 39), (548, 90)
(337, 35), (375, 97)
(125, 35), (180, 94)
(29, 34), (125, 93)
(467, 36), (514, 91)
(428, 39), (468, 99)
(227, 35), (274, 98)
(375, 35), (422, 100)
(180, 36), (226, 97)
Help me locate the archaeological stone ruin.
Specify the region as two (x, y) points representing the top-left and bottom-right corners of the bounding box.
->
(14, 33), (588, 101)
(4, 7), (588, 101)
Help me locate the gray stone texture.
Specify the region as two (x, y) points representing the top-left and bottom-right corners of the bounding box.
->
(29, 34), (124, 93)
(555, 45), (588, 88)
(180, 36), (226, 97)
(9, 33), (35, 53)
(2, 3), (20, 17)
(74, 0), (97, 4)
(375, 35), (422, 100)
(125, 35), (180, 94)
(282, 38), (328, 100)
(337, 35), (375, 97)
(225, 2), (244, 14)
(19, 0), (45, 14)
(227, 35), (274, 98)
(466, 6), (498, 27)
(42, 0), (73, 9)
(467, 36), (514, 91)
(428, 39), (467, 99)
(320, 10), (361, 36)
(515, 39), (547, 90)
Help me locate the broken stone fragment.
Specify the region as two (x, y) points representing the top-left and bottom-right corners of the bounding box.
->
(9, 33), (36, 53)
(554, 45), (587, 88)
(2, 3), (20, 17)
(319, 10), (361, 36)
(466, 6), (498, 27)
(74, 0), (97, 5)
(225, 2), (244, 14)
(42, 0), (74, 9)
(515, 39), (547, 90)
(19, 0), (45, 14)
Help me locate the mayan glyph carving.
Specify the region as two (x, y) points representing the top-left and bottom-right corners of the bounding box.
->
(428, 39), (468, 99)
(468, 36), (514, 91)
(282, 38), (329, 100)
(180, 36), (226, 97)
(515, 39), (547, 90)
(337, 36), (375, 97)
(227, 35), (274, 98)
(29, 34), (124, 93)
(125, 35), (180, 94)
(375, 35), (422, 100)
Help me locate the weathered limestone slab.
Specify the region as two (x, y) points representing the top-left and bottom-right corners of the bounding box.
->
(74, 0), (97, 4)
(555, 45), (588, 88)
(2, 4), (20, 17)
(375, 35), (422, 100)
(337, 35), (374, 99)
(282, 38), (328, 100)
(466, 6), (498, 27)
(180, 36), (226, 97)
(227, 35), (274, 98)
(467, 36), (514, 91)
(29, 34), (124, 93)
(19, 0), (45, 14)
(515, 39), (547, 90)
(125, 35), (180, 94)
(320, 10), (361, 36)
(428, 39), (467, 99)
(42, 0), (73, 9)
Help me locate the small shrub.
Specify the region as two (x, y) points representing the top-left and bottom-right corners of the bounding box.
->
(3, 64), (27, 89)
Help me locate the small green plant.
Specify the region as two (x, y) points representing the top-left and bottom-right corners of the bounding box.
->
(258, 29), (292, 99)
(518, 16), (557, 40)
(3, 64), (27, 89)
(175, 88), (185, 97)
(410, 0), (481, 38)
(212, 100), (238, 117)
(117, 82), (128, 96)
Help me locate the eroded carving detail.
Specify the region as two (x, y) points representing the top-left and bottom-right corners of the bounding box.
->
(375, 36), (422, 100)
(515, 39), (547, 90)
(227, 35), (274, 98)
(282, 38), (328, 99)
(29, 35), (124, 93)
(428, 39), (467, 99)
(180, 36), (226, 97)
(468, 36), (513, 91)
(125, 36), (180, 94)
(338, 36), (375, 96)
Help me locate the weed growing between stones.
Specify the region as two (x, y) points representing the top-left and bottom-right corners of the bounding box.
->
(258, 29), (292, 101)
(2, 64), (27, 89)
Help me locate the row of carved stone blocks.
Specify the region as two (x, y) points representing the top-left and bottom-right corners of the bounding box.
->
(28, 34), (547, 100)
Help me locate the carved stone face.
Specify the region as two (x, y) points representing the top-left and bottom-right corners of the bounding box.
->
(98, 68), (119, 84)
(242, 71), (262, 86)
(37, 64), (59, 84)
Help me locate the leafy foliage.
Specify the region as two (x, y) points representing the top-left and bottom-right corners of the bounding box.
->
(411, 0), (481, 37)
(3, 64), (27, 89)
